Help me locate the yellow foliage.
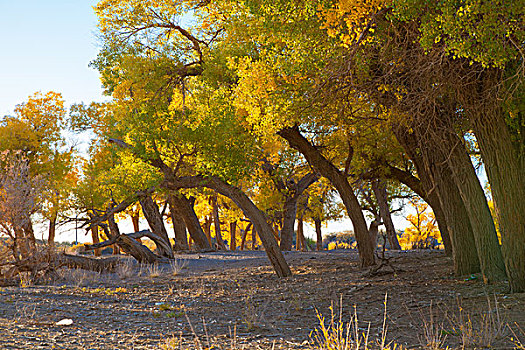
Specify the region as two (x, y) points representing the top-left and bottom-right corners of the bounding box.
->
(400, 198), (442, 250)
(320, 0), (391, 47)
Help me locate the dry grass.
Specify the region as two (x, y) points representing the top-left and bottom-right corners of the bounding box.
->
(448, 295), (507, 348)
(310, 295), (397, 350)
(169, 258), (188, 276)
(55, 267), (107, 287)
(116, 259), (135, 280)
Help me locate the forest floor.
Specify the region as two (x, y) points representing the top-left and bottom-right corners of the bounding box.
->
(0, 249), (524, 349)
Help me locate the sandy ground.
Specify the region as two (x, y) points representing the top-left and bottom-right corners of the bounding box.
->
(0, 249), (524, 349)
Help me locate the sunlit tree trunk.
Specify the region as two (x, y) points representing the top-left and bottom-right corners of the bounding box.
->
(130, 212), (142, 243)
(107, 213), (121, 255)
(91, 225), (101, 257)
(139, 195), (173, 258)
(230, 221), (237, 251)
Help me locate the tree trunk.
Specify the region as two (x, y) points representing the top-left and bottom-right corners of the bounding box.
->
(252, 226), (257, 250)
(168, 194), (189, 251)
(281, 197), (297, 251)
(139, 195), (173, 258)
(48, 213), (57, 248)
(393, 127), (480, 274)
(163, 176), (292, 277)
(91, 226), (101, 257)
(372, 180), (401, 250)
(443, 129), (507, 282)
(381, 165), (453, 256)
(84, 230), (168, 264)
(297, 216), (306, 252)
(278, 126), (375, 267)
(368, 219), (381, 250)
(203, 217), (212, 246)
(230, 221), (237, 251)
(314, 218), (323, 251)
(168, 194), (211, 250)
(130, 212), (142, 243)
(473, 110), (525, 291)
(241, 223), (252, 250)
(211, 195), (226, 250)
(107, 214), (121, 255)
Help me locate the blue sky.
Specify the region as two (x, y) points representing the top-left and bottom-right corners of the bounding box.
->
(0, 0), (106, 116)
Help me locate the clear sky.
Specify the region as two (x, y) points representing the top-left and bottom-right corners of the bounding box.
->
(0, 0), (107, 117)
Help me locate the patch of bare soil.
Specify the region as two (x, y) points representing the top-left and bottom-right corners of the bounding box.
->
(0, 250), (524, 349)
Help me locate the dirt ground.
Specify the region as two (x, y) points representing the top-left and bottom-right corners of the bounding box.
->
(0, 250), (524, 349)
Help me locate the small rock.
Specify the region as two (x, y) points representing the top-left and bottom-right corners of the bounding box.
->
(56, 319), (73, 326)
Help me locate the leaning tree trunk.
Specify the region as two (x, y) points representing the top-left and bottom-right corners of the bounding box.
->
(442, 128), (507, 282)
(472, 110), (525, 291)
(163, 176), (292, 277)
(393, 127), (481, 273)
(278, 126), (375, 267)
(372, 180), (401, 250)
(168, 194), (211, 250)
(408, 126), (482, 276)
(211, 195), (226, 250)
(139, 195), (174, 259)
(168, 194), (189, 250)
(240, 222), (252, 250)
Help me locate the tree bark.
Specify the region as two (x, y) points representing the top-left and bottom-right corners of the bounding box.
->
(168, 194), (190, 250)
(368, 219), (381, 250)
(91, 226), (101, 257)
(168, 194), (211, 250)
(230, 221), (237, 251)
(314, 218), (323, 251)
(48, 213), (57, 248)
(240, 223), (252, 250)
(84, 229), (169, 264)
(393, 127), (481, 275)
(107, 214), (121, 255)
(443, 129), (507, 283)
(281, 197), (298, 251)
(472, 110), (525, 291)
(372, 180), (401, 250)
(211, 195), (226, 250)
(278, 126), (375, 267)
(297, 216), (306, 252)
(139, 195), (174, 258)
(163, 175), (292, 277)
(203, 216), (212, 246)
(130, 212), (142, 243)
